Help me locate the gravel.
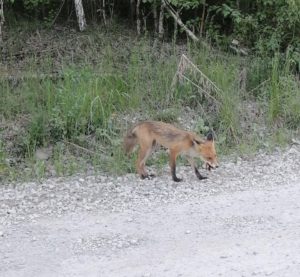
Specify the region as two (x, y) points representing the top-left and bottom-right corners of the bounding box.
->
(0, 145), (300, 276)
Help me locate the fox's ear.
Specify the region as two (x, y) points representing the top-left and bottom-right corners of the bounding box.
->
(206, 132), (214, 141)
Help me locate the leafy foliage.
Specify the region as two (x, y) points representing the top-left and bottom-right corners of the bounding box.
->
(3, 0), (300, 56)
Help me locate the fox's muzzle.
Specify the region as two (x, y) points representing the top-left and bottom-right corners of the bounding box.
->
(206, 162), (219, 170)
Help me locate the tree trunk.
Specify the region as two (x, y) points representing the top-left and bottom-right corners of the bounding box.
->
(142, 11), (147, 33)
(200, 0), (206, 37)
(0, 0), (4, 43)
(102, 0), (107, 26)
(108, 0), (115, 20)
(130, 0), (135, 25)
(158, 1), (165, 40)
(136, 0), (141, 35)
(74, 0), (87, 31)
(173, 12), (178, 42)
(153, 1), (158, 33)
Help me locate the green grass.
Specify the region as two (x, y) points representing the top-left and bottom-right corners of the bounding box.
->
(1, 23), (299, 182)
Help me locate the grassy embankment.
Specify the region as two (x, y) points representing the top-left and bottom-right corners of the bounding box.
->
(1, 23), (299, 182)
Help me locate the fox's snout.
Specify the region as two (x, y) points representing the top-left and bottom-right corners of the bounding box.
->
(209, 163), (218, 169)
(211, 163), (219, 169)
(205, 160), (219, 171)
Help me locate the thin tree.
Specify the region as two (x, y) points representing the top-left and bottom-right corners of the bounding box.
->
(0, 0), (4, 43)
(136, 0), (141, 35)
(74, 0), (87, 31)
(158, 1), (165, 40)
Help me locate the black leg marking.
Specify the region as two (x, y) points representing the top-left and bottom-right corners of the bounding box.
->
(172, 165), (182, 182)
(141, 174), (155, 180)
(206, 163), (212, 171)
(195, 167), (207, 180)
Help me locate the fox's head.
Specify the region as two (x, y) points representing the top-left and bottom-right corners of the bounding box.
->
(193, 132), (219, 169)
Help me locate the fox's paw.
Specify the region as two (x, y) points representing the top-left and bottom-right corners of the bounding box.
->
(172, 176), (182, 182)
(195, 169), (208, 180)
(141, 174), (155, 180)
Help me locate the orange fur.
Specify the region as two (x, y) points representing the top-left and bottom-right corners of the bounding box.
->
(124, 121), (218, 181)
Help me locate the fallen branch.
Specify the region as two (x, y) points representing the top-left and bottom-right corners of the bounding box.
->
(64, 140), (108, 156)
(163, 0), (210, 49)
(172, 54), (223, 97)
(0, 72), (118, 81)
(0, 72), (63, 81)
(247, 79), (270, 95)
(177, 72), (220, 104)
(170, 54), (224, 133)
(292, 139), (300, 145)
(50, 0), (66, 27)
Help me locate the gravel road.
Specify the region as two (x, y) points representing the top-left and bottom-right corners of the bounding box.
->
(1, 145), (300, 277)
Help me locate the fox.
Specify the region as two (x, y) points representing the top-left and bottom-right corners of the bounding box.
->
(124, 121), (218, 182)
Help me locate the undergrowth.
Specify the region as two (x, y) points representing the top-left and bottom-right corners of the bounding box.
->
(0, 23), (299, 182)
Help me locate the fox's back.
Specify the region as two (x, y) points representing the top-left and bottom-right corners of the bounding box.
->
(133, 121), (201, 149)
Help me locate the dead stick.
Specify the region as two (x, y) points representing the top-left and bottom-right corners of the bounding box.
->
(181, 54), (222, 93)
(247, 78), (270, 94)
(64, 140), (107, 155)
(177, 72), (221, 104)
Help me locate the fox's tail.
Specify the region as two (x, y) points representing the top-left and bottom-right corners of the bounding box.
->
(123, 127), (138, 155)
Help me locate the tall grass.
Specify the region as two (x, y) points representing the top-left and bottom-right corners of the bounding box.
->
(1, 25), (299, 181)
(266, 53), (300, 127)
(268, 54), (281, 122)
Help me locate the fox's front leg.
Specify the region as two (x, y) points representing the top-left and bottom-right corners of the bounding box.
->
(187, 158), (207, 180)
(169, 149), (182, 182)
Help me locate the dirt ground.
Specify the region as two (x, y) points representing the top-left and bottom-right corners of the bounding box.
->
(1, 145), (300, 277)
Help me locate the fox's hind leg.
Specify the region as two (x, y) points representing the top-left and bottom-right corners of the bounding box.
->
(137, 142), (155, 179)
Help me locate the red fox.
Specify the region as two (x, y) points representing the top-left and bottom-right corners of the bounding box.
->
(124, 121), (218, 182)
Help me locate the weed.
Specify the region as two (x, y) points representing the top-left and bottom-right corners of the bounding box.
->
(33, 160), (46, 180)
(268, 54), (281, 122)
(0, 140), (9, 180)
(152, 108), (179, 123)
(262, 53), (300, 128)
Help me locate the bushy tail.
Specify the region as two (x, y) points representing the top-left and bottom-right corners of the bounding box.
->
(123, 128), (137, 155)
